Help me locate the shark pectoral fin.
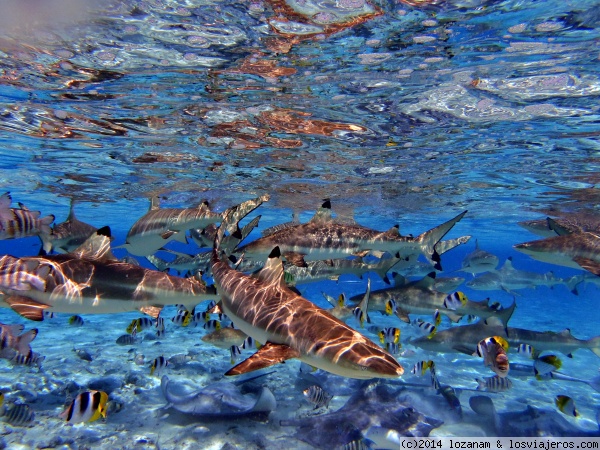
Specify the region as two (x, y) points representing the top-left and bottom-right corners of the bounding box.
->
(445, 312), (462, 323)
(573, 257), (600, 276)
(5, 295), (50, 321)
(282, 251), (307, 268)
(395, 308), (410, 323)
(139, 305), (162, 319)
(452, 345), (476, 355)
(225, 342), (300, 376)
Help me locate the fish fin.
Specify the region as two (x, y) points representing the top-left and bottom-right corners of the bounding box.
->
(5, 295), (50, 321)
(453, 345), (476, 355)
(150, 197), (160, 211)
(282, 251), (307, 268)
(369, 250), (386, 258)
(395, 308), (411, 323)
(445, 311), (463, 323)
(384, 225), (400, 237)
(256, 247), (286, 286)
(139, 306), (162, 319)
(225, 342), (300, 376)
(15, 328), (38, 354)
(498, 298), (517, 328)
(69, 226), (117, 261)
(309, 198), (333, 224)
(171, 230), (188, 244)
(0, 192), (11, 209)
(415, 272), (436, 289)
(250, 387), (277, 413)
(435, 235), (472, 255)
(207, 301), (223, 315)
(546, 217), (572, 236)
(417, 210), (468, 270)
(573, 257), (600, 276)
(392, 272), (407, 287)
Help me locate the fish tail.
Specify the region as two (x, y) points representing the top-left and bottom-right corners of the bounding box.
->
(417, 211), (468, 270)
(499, 299), (517, 329)
(38, 231), (53, 254)
(588, 336), (600, 358)
(16, 328), (38, 355)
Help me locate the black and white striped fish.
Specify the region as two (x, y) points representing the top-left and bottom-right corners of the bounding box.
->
(0, 192), (54, 240)
(303, 385), (332, 409)
(0, 402), (35, 427)
(150, 356), (169, 376)
(11, 351), (45, 368)
(476, 375), (513, 392)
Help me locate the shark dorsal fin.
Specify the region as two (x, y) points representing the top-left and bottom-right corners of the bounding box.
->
(392, 272), (406, 286)
(558, 328), (572, 337)
(415, 272), (437, 289)
(69, 226), (117, 261)
(385, 225), (400, 237)
(150, 197), (160, 211)
(256, 247), (285, 286)
(309, 199), (333, 224)
(546, 217), (572, 236)
(501, 257), (515, 271)
(67, 200), (77, 221)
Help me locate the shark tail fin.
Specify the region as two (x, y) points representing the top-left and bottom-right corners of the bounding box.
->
(417, 211), (468, 270)
(588, 336), (600, 358)
(499, 298), (517, 329)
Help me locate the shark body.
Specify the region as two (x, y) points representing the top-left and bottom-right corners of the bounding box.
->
(39, 202), (97, 254)
(514, 232), (600, 276)
(234, 201), (467, 270)
(460, 240), (499, 275)
(211, 210), (404, 380)
(412, 320), (600, 358)
(0, 228), (218, 320)
(349, 273), (515, 328)
(121, 195), (269, 256)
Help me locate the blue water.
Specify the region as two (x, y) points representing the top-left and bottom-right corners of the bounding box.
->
(1, 0), (600, 447)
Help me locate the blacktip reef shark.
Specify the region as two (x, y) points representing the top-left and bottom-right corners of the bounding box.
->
(210, 209), (404, 379)
(459, 239), (499, 275)
(349, 272), (516, 329)
(518, 213), (600, 238)
(514, 231), (600, 276)
(234, 199), (468, 271)
(0, 226), (219, 321)
(39, 201), (97, 254)
(411, 318), (600, 358)
(119, 194), (269, 256)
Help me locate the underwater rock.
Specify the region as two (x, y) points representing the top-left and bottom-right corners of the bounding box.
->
(87, 375), (124, 394)
(280, 381), (443, 449)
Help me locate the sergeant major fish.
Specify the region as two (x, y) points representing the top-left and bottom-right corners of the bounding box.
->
(0, 192), (54, 241)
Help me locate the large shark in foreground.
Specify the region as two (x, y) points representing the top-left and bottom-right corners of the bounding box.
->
(210, 209), (404, 379)
(411, 319), (600, 358)
(234, 200), (468, 270)
(0, 227), (218, 320)
(514, 232), (600, 276)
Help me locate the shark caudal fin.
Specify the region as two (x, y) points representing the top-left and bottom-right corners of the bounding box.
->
(588, 336), (600, 358)
(498, 298), (517, 330)
(417, 211), (468, 271)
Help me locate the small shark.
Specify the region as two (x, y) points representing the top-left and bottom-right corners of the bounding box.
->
(0, 192), (54, 241)
(509, 362), (600, 392)
(39, 201), (97, 254)
(0, 227), (219, 320)
(460, 239), (499, 275)
(349, 272), (516, 328)
(119, 195), (269, 256)
(466, 257), (576, 294)
(234, 199), (468, 270)
(518, 213), (600, 238)
(514, 232), (600, 276)
(210, 209), (404, 379)
(411, 319), (600, 358)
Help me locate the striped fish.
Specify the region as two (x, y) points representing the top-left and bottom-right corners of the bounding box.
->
(0, 323), (38, 358)
(0, 192), (54, 240)
(303, 385), (332, 409)
(68, 315), (84, 327)
(126, 317), (155, 334)
(150, 356), (169, 375)
(60, 390), (108, 423)
(476, 375), (513, 392)
(0, 402), (35, 427)
(10, 351), (45, 368)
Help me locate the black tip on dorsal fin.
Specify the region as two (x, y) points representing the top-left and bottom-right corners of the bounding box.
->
(228, 255), (238, 264)
(269, 246), (281, 259)
(38, 248), (47, 256)
(232, 227), (243, 240)
(426, 271), (437, 279)
(321, 199), (331, 209)
(97, 226), (111, 238)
